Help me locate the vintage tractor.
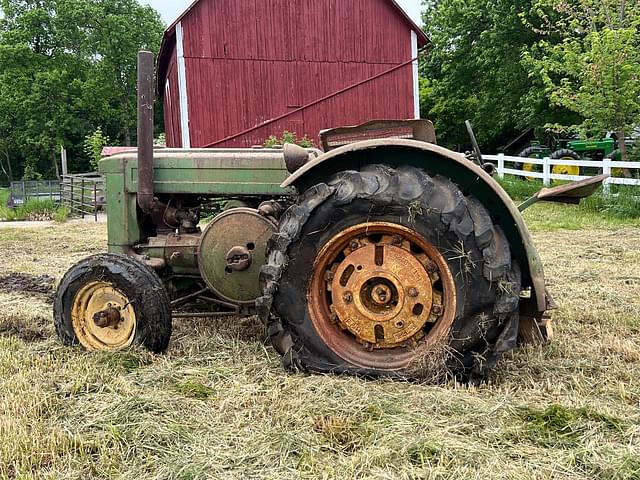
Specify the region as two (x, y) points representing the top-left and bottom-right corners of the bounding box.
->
(52, 52), (605, 381)
(518, 137), (634, 179)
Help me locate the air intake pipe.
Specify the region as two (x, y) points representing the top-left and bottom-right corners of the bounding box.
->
(137, 50), (156, 214)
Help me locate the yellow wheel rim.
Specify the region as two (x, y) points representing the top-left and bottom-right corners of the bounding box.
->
(71, 281), (137, 350)
(552, 159), (580, 177)
(522, 163), (537, 181)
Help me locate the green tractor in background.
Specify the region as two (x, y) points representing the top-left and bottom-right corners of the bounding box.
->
(518, 137), (623, 179)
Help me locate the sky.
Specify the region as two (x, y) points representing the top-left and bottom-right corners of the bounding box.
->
(142, 0), (423, 27)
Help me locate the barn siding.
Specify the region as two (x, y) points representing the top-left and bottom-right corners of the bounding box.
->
(164, 0), (419, 148)
(162, 43), (183, 148)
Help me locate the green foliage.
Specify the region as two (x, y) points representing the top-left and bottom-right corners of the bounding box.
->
(581, 187), (640, 219)
(515, 404), (626, 448)
(53, 205), (69, 223)
(0, 0), (165, 180)
(154, 133), (166, 147)
(83, 128), (110, 171)
(174, 380), (216, 400)
(524, 0), (640, 156)
(496, 176), (545, 201)
(264, 131), (315, 148)
(22, 161), (43, 181)
(0, 198), (68, 222)
(498, 175), (640, 221)
(420, 0), (579, 152)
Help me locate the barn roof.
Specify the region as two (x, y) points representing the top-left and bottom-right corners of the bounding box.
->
(157, 0), (429, 90)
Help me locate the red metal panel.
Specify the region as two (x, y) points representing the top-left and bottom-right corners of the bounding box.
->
(164, 0), (417, 149)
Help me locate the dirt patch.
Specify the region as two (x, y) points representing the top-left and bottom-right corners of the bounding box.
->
(0, 314), (51, 342)
(0, 273), (55, 302)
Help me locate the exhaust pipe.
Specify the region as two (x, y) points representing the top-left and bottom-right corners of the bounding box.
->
(137, 50), (155, 214)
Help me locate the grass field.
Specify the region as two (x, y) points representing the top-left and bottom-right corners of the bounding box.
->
(0, 204), (639, 479)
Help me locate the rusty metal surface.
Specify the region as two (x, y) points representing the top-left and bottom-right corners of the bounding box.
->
(537, 174), (609, 203)
(320, 120), (437, 151)
(71, 281), (137, 351)
(307, 223), (456, 370)
(283, 138), (549, 314)
(198, 208), (276, 305)
(136, 51), (156, 214)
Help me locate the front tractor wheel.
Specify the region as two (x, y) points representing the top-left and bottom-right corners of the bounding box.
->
(54, 254), (171, 353)
(262, 165), (521, 381)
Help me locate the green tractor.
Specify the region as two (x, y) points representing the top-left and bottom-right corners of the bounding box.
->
(52, 52), (605, 382)
(518, 137), (625, 179)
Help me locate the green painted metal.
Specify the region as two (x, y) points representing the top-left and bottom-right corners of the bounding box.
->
(99, 142), (548, 313)
(198, 208), (276, 304)
(283, 139), (548, 313)
(100, 148), (293, 253)
(103, 172), (142, 251)
(520, 138), (617, 159)
(101, 149), (295, 197)
(565, 138), (616, 156)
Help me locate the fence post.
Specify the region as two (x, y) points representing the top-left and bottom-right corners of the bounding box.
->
(70, 176), (74, 214)
(94, 182), (98, 222)
(602, 154), (612, 196)
(542, 157), (551, 186)
(81, 178), (85, 219)
(497, 154), (505, 179)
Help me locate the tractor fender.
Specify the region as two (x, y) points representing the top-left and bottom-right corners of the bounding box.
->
(282, 139), (548, 313)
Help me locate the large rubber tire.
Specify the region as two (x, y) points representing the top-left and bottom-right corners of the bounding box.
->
(259, 165), (521, 382)
(54, 253), (172, 353)
(551, 149), (581, 177)
(515, 146), (540, 179)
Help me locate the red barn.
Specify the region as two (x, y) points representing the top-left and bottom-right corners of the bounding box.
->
(157, 0), (428, 149)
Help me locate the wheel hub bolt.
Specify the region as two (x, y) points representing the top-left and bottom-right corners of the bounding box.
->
(371, 284), (393, 306)
(408, 288), (418, 298)
(392, 235), (403, 245)
(324, 270), (335, 282)
(350, 241), (360, 250)
(343, 292), (353, 303)
(432, 305), (443, 315)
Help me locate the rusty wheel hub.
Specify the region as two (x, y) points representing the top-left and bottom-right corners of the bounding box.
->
(71, 281), (137, 351)
(309, 223), (456, 370)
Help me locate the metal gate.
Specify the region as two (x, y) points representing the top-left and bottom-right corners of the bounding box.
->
(60, 173), (106, 221)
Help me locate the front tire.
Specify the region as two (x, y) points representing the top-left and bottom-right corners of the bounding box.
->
(550, 149), (581, 177)
(54, 253), (172, 353)
(261, 165), (521, 381)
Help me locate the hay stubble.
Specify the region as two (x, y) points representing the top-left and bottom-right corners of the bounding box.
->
(0, 210), (639, 479)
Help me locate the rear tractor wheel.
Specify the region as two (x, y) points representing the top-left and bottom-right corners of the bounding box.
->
(550, 149), (581, 178)
(517, 146), (542, 181)
(261, 165), (521, 381)
(54, 254), (172, 353)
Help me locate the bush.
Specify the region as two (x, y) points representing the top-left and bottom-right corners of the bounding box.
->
(0, 199), (69, 222)
(264, 131), (315, 148)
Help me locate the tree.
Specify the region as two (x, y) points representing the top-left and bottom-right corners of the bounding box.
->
(420, 0), (579, 152)
(0, 0), (165, 181)
(524, 0), (640, 160)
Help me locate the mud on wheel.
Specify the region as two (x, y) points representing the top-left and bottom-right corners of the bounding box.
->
(54, 253), (172, 353)
(260, 165), (521, 381)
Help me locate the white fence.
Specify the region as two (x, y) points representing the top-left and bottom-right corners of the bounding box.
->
(484, 154), (640, 194)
